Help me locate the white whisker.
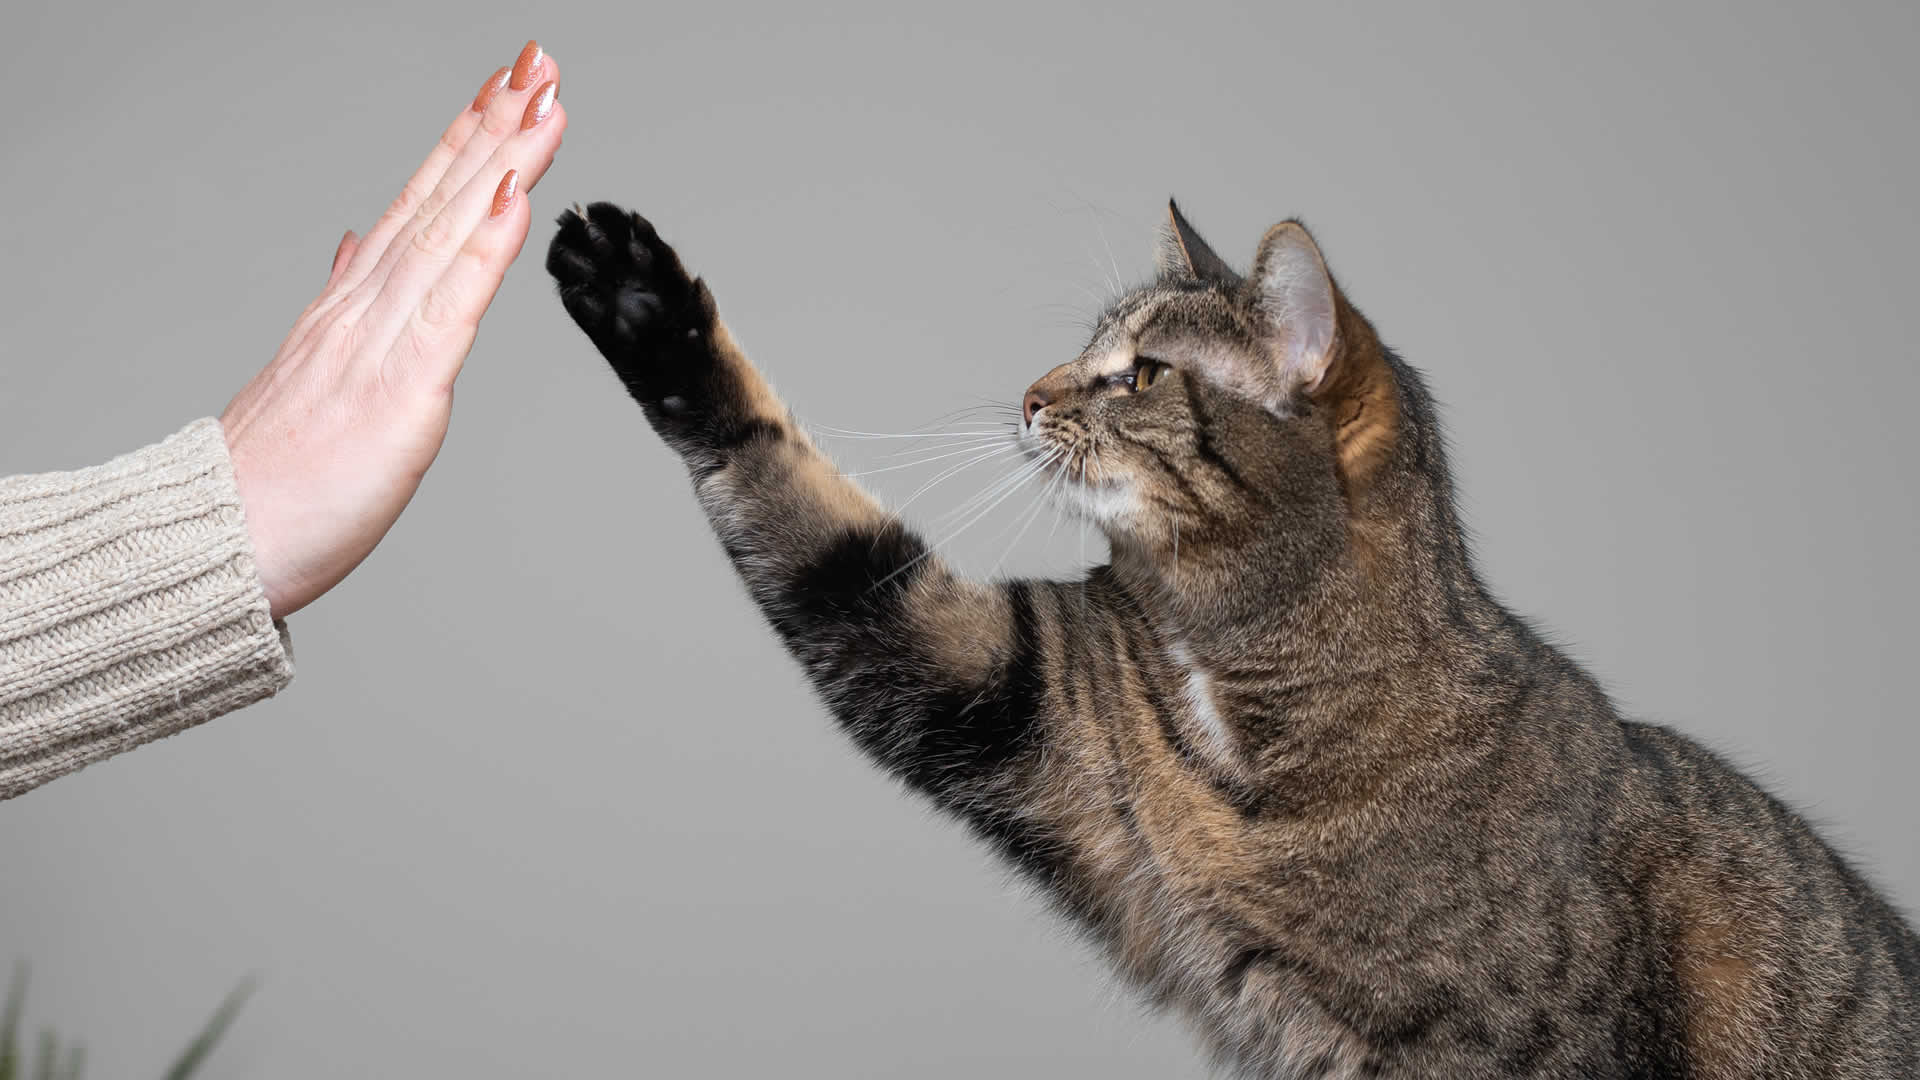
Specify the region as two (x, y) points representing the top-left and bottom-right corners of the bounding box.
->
(815, 424), (1014, 440)
(934, 448), (1054, 525)
(1079, 512), (1089, 620)
(989, 464), (1068, 579)
(894, 442), (1026, 516)
(869, 448), (1063, 593)
(1090, 203), (1124, 296)
(841, 440), (1021, 478)
(881, 432), (1015, 457)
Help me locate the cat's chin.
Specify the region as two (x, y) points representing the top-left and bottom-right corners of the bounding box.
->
(1049, 476), (1143, 533)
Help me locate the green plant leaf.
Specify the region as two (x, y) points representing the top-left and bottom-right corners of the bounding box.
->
(159, 979), (254, 1080)
(0, 962), (27, 1080)
(31, 1028), (55, 1080)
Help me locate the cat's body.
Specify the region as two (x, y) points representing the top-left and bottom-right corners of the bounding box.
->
(548, 201), (1919, 1078)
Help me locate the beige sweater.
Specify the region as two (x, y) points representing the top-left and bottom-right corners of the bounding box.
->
(0, 419), (294, 799)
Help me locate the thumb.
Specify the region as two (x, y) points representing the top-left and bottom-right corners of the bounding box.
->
(328, 229), (360, 285)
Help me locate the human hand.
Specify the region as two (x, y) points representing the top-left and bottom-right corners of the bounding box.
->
(220, 41), (568, 618)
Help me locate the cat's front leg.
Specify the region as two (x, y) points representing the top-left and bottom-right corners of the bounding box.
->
(546, 203), (1073, 831)
(546, 202), (786, 475)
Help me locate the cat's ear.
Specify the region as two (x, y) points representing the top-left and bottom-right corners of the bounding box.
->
(1156, 199), (1239, 284)
(1250, 221), (1339, 394)
(1251, 220), (1400, 486)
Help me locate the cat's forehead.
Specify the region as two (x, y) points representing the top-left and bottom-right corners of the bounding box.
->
(1090, 282), (1249, 353)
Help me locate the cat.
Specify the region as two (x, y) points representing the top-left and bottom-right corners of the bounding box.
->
(547, 199), (1919, 1078)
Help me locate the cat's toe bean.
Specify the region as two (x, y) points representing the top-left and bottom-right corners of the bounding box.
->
(583, 202), (634, 246)
(547, 244), (597, 286)
(561, 289), (606, 326)
(626, 237), (654, 273)
(613, 286), (662, 326)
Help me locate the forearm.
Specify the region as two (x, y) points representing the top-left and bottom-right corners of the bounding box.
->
(549, 204), (1050, 800)
(0, 419), (293, 799)
(680, 331), (1047, 796)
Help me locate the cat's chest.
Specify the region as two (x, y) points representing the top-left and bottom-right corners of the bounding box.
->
(1084, 643), (1393, 1075)
(1101, 888), (1380, 1079)
(1165, 640), (1243, 773)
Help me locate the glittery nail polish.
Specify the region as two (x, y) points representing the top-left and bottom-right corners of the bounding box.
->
(489, 170), (520, 220)
(521, 81), (557, 130)
(509, 41), (544, 91)
(472, 66), (511, 111)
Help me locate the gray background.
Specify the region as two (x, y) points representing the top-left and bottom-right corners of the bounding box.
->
(2, 1), (1915, 1076)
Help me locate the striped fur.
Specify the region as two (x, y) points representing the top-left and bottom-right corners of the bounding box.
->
(550, 201), (1919, 1078)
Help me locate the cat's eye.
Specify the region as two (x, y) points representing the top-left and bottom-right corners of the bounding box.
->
(1102, 359), (1171, 394)
(1132, 359), (1171, 392)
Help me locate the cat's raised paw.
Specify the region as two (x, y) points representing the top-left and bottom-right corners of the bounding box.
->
(547, 202), (711, 352)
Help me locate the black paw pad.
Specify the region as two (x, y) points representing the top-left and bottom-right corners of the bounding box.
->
(547, 202), (708, 348)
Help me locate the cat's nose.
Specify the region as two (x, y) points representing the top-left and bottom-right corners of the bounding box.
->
(1023, 387), (1053, 427)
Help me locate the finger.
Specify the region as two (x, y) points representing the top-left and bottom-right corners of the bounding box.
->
(337, 61), (511, 285)
(327, 229), (360, 285)
(406, 171), (537, 390)
(359, 95), (567, 350)
(352, 44), (561, 298)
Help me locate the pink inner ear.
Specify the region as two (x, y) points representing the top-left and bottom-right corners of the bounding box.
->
(1255, 234), (1337, 393)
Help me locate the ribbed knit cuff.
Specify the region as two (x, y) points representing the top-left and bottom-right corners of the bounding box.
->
(0, 418), (294, 799)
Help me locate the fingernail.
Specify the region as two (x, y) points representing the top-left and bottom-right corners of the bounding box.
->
(472, 66), (510, 111)
(521, 81), (557, 130)
(489, 170), (520, 220)
(509, 40), (544, 91)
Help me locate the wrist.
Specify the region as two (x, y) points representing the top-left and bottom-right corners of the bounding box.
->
(219, 416), (295, 619)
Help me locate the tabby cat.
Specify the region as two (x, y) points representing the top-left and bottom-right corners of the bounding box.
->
(547, 200), (1918, 1078)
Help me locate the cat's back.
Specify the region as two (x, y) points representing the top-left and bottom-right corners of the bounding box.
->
(1229, 628), (1920, 1077)
(1602, 718), (1920, 1076)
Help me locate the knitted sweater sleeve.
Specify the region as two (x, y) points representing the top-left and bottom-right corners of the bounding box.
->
(0, 418), (294, 799)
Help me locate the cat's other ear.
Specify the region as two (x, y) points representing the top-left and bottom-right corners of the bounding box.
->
(1156, 199), (1239, 284)
(1251, 220), (1400, 488)
(1250, 221), (1339, 394)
